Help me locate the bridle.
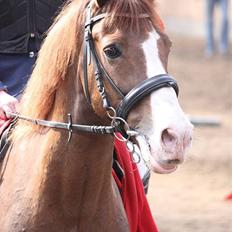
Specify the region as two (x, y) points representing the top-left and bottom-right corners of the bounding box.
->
(7, 3), (179, 143)
(83, 4), (179, 137)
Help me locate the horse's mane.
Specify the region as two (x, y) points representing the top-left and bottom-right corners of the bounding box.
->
(18, 0), (85, 120)
(12, 0), (86, 139)
(13, 0), (162, 139)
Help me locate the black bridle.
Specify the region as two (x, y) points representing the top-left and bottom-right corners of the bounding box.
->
(83, 4), (179, 132)
(7, 4), (179, 142)
(83, 5), (125, 109)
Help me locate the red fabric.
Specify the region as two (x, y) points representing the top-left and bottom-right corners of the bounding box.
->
(113, 138), (159, 232)
(225, 192), (232, 200)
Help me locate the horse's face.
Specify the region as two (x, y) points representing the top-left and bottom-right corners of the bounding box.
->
(86, 1), (193, 174)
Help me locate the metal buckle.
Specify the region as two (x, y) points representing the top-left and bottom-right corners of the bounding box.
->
(67, 113), (73, 144)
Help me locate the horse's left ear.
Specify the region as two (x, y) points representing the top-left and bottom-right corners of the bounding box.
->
(94, 0), (109, 7)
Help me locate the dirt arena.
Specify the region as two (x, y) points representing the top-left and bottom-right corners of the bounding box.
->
(147, 36), (232, 232)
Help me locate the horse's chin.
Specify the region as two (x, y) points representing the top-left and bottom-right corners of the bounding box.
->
(149, 155), (178, 174)
(134, 134), (178, 174)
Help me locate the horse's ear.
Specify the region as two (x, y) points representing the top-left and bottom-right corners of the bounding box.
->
(94, 0), (109, 7)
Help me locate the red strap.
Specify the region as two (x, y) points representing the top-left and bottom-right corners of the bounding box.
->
(112, 169), (123, 190)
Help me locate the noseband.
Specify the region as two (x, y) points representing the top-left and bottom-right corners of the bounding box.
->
(7, 4), (179, 142)
(116, 75), (178, 120)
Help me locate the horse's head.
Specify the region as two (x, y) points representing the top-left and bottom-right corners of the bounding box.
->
(80, 0), (193, 174)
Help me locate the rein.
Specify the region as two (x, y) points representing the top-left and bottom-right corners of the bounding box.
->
(6, 112), (116, 143)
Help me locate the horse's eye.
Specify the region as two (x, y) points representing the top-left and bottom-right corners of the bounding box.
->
(103, 45), (122, 59)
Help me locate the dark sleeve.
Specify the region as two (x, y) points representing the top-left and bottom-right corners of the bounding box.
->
(0, 81), (7, 91)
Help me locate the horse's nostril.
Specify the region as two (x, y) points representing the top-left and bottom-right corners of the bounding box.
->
(161, 128), (177, 147)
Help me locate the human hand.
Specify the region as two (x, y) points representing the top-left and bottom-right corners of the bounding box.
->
(0, 90), (19, 120)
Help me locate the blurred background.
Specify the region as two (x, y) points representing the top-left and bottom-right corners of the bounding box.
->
(147, 1), (232, 232)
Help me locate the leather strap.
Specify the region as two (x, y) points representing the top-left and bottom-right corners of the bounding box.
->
(116, 74), (179, 120)
(83, 5), (125, 109)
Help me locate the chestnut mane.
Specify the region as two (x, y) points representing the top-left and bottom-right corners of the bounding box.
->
(13, 0), (162, 139)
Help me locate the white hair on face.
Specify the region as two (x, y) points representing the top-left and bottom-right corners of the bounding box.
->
(142, 31), (166, 78)
(137, 30), (192, 174)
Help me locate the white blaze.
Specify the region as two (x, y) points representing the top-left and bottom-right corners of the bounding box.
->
(137, 30), (192, 174)
(142, 31), (166, 77)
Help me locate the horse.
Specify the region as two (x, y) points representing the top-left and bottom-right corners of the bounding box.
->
(0, 0), (193, 231)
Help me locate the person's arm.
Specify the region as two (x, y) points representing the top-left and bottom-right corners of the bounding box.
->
(0, 90), (18, 120)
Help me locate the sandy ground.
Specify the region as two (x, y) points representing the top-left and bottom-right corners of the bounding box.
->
(147, 36), (232, 232)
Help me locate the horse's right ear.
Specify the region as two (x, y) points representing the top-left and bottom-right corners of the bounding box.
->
(94, 0), (109, 8)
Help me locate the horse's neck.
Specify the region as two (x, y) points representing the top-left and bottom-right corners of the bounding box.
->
(31, 75), (121, 224)
(0, 73), (129, 231)
(36, 133), (117, 227)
